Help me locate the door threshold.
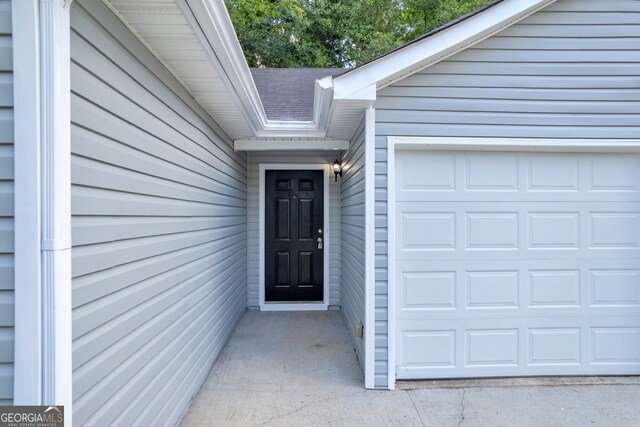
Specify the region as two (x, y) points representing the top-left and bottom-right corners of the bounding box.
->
(260, 302), (328, 312)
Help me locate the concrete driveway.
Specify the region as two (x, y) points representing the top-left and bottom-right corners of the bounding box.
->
(179, 311), (640, 426)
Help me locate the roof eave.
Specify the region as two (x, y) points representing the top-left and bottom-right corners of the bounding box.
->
(180, 0), (267, 133)
(332, 0), (558, 101)
(182, 0), (341, 139)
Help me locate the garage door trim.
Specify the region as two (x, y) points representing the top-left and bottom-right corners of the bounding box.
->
(387, 136), (640, 388)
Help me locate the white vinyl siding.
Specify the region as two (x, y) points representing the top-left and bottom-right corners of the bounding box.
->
(246, 151), (341, 308)
(0, 0), (11, 406)
(374, 0), (640, 387)
(340, 118), (366, 369)
(70, 1), (247, 425)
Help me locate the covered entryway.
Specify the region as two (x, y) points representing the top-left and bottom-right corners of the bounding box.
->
(392, 146), (640, 379)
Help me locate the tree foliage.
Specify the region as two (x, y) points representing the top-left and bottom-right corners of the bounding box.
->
(225, 0), (493, 68)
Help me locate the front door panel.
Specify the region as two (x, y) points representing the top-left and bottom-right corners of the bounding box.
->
(266, 170), (324, 301)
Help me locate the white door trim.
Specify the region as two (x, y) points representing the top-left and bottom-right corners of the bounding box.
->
(258, 164), (330, 311)
(386, 136), (640, 389)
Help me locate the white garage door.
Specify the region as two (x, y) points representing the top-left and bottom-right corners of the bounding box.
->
(394, 150), (640, 379)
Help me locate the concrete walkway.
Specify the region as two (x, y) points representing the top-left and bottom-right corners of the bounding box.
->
(180, 311), (640, 426)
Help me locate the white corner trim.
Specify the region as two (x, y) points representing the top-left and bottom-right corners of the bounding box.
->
(388, 137), (640, 152)
(333, 0), (557, 99)
(13, 0), (42, 405)
(364, 107), (376, 389)
(386, 136), (397, 392)
(258, 164), (331, 312)
(39, 0), (73, 414)
(234, 138), (349, 152)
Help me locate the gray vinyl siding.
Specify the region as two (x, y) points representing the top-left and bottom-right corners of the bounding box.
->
(373, 0), (640, 387)
(70, 1), (247, 425)
(340, 118), (366, 369)
(0, 0), (11, 406)
(246, 152), (341, 308)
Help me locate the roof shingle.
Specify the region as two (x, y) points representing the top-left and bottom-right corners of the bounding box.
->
(251, 68), (345, 121)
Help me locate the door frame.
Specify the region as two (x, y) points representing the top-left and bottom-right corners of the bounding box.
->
(259, 164), (330, 311)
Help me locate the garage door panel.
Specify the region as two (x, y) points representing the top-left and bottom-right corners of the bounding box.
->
(395, 150), (640, 379)
(397, 260), (640, 317)
(397, 152), (640, 203)
(397, 191), (640, 203)
(528, 328), (582, 365)
(396, 317), (640, 379)
(398, 317), (640, 330)
(591, 327), (640, 364)
(589, 212), (640, 248)
(397, 306), (640, 321)
(589, 156), (640, 192)
(464, 153), (519, 191)
(395, 259), (640, 271)
(395, 245), (640, 262)
(590, 269), (640, 307)
(396, 202), (640, 260)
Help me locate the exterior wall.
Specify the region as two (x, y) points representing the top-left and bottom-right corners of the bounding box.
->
(340, 118), (366, 369)
(373, 0), (640, 388)
(70, 1), (247, 425)
(0, 0), (12, 406)
(247, 151), (341, 308)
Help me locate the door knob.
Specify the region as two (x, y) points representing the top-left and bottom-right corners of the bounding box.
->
(317, 237), (323, 243)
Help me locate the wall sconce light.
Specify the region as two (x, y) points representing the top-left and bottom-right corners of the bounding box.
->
(332, 159), (342, 182)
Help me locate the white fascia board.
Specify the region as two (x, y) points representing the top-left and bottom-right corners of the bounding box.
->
(234, 138), (349, 151)
(254, 124), (329, 138)
(333, 0), (557, 100)
(341, 83), (376, 103)
(312, 77), (335, 132)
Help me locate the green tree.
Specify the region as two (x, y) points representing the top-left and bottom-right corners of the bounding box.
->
(225, 0), (494, 68)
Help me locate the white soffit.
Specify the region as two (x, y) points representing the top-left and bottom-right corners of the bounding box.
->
(104, 0), (255, 139)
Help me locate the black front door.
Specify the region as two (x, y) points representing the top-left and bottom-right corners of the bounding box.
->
(265, 170), (324, 302)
